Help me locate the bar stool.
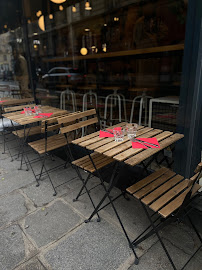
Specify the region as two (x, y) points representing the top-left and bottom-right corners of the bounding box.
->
(129, 88), (155, 126)
(130, 95), (153, 126)
(60, 89), (77, 112)
(82, 90), (98, 111)
(103, 93), (127, 128)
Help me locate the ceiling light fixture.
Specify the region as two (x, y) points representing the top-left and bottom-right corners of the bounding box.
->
(36, 10), (42, 17)
(59, 5), (64, 11)
(72, 4), (76, 12)
(80, 48), (88, 56)
(85, 1), (92, 11)
(49, 14), (53, 19)
(102, 43), (107, 52)
(80, 35), (88, 56)
(50, 0), (66, 4)
(38, 15), (45, 31)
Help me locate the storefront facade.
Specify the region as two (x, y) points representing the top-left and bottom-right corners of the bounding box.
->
(0, 0), (201, 177)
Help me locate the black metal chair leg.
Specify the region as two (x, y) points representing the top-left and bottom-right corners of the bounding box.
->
(36, 153), (57, 196)
(37, 154), (46, 181)
(141, 203), (177, 270)
(74, 166), (101, 221)
(43, 164), (57, 196)
(73, 172), (91, 202)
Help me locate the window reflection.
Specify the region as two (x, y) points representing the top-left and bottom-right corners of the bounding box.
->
(0, 0), (188, 131)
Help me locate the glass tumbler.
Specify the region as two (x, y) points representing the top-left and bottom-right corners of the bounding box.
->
(24, 107), (29, 116)
(113, 128), (124, 142)
(125, 123), (138, 139)
(27, 107), (32, 115)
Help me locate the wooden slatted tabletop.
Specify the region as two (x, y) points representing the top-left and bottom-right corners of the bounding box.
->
(72, 122), (184, 167)
(3, 106), (67, 125)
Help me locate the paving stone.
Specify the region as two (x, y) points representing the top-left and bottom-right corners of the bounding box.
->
(14, 258), (46, 270)
(0, 159), (35, 196)
(0, 192), (29, 228)
(0, 225), (26, 270)
(63, 177), (117, 218)
(22, 179), (71, 207)
(44, 219), (132, 270)
(103, 193), (157, 251)
(160, 223), (201, 255)
(129, 238), (201, 270)
(25, 200), (82, 248)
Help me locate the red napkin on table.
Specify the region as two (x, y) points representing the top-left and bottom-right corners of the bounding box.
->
(99, 127), (122, 138)
(21, 109), (36, 114)
(0, 100), (7, 103)
(33, 113), (53, 118)
(132, 138), (160, 149)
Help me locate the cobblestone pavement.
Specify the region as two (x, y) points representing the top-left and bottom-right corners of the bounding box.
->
(0, 133), (202, 270)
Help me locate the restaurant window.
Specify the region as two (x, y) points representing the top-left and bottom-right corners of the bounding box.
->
(0, 0), (188, 131)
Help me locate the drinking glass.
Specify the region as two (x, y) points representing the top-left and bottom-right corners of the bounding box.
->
(37, 105), (42, 113)
(27, 107), (32, 115)
(125, 123), (138, 139)
(113, 128), (124, 142)
(24, 107), (29, 116)
(34, 105), (42, 115)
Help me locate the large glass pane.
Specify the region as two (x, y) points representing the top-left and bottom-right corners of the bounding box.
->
(0, 0), (188, 132)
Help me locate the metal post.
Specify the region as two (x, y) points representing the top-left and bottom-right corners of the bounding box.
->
(21, 0), (36, 103)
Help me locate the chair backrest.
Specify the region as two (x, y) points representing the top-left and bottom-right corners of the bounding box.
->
(41, 111), (72, 133)
(178, 162), (202, 213)
(4, 103), (36, 113)
(188, 162), (202, 187)
(1, 98), (34, 108)
(58, 109), (98, 135)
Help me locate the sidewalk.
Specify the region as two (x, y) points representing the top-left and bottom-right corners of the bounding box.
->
(0, 136), (202, 270)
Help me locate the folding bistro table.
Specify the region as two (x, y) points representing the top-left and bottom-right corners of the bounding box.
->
(2, 106), (67, 169)
(71, 124), (184, 264)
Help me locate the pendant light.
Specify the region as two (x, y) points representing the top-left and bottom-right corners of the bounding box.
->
(72, 4), (76, 13)
(38, 15), (45, 31)
(80, 35), (88, 56)
(50, 0), (66, 4)
(85, 1), (92, 11)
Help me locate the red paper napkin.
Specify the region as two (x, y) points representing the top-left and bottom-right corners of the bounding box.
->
(0, 100), (7, 103)
(33, 113), (53, 118)
(99, 127), (122, 138)
(132, 138), (160, 149)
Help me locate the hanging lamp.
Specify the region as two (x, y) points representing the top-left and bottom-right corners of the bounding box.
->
(50, 0), (66, 4)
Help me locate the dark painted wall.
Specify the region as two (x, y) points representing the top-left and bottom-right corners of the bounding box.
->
(175, 0), (202, 177)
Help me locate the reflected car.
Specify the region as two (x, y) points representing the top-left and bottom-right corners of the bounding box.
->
(42, 67), (85, 88)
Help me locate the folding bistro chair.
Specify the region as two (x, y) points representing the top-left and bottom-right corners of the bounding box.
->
(126, 163), (202, 269)
(0, 98), (35, 155)
(25, 111), (74, 195)
(58, 109), (139, 263)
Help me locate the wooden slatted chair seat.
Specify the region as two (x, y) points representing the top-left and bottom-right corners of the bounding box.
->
(126, 167), (201, 218)
(28, 134), (67, 154)
(12, 126), (41, 138)
(72, 152), (114, 173)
